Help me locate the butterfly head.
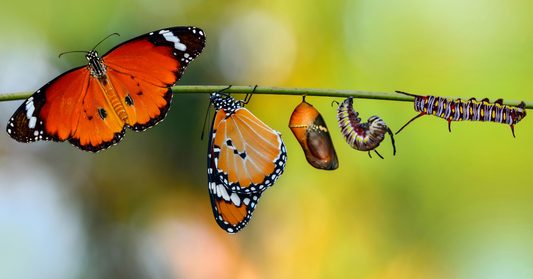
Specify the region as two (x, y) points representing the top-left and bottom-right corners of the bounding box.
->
(86, 50), (107, 79)
(210, 92), (241, 115)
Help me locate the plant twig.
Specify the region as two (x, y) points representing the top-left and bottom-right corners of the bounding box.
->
(1, 85), (532, 109)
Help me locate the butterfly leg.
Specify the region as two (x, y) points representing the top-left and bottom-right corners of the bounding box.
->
(243, 85), (258, 106)
(447, 118), (453, 133)
(218, 85), (233, 93)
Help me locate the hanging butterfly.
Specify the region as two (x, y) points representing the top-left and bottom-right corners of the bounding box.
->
(289, 96), (338, 170)
(207, 86), (287, 233)
(395, 91), (527, 137)
(335, 97), (396, 159)
(6, 26), (206, 152)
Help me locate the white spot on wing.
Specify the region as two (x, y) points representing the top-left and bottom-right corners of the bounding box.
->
(218, 184), (230, 201)
(29, 116), (37, 129)
(230, 192), (241, 206)
(26, 101), (35, 119)
(159, 30), (187, 51)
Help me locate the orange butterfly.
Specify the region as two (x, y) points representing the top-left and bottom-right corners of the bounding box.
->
(7, 27), (206, 152)
(207, 86), (287, 233)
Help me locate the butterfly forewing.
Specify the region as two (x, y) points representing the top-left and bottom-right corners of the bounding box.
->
(101, 26), (206, 132)
(6, 26), (206, 152)
(7, 66), (89, 144)
(213, 107), (286, 193)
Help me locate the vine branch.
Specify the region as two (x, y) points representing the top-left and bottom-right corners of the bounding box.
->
(1, 85), (532, 109)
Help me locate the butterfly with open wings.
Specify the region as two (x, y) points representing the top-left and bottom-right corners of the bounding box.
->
(7, 26), (206, 152)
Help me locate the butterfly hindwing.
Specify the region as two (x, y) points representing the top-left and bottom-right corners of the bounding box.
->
(68, 75), (127, 151)
(208, 143), (262, 234)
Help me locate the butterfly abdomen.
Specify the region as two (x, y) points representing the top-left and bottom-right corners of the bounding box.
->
(92, 75), (128, 123)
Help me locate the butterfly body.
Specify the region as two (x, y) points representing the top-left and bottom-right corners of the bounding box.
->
(207, 90), (287, 233)
(7, 27), (206, 152)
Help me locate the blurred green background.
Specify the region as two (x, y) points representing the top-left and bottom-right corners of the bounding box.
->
(1, 0), (533, 278)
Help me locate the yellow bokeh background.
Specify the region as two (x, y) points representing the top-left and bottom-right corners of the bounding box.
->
(1, 0), (533, 278)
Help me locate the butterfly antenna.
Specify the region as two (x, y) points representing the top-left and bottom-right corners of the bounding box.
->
(92, 33), (120, 51)
(331, 100), (340, 107)
(58, 50), (89, 58)
(58, 33), (120, 58)
(201, 100), (213, 141)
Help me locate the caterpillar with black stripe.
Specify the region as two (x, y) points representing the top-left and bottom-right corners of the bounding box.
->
(395, 91), (527, 137)
(335, 97), (396, 159)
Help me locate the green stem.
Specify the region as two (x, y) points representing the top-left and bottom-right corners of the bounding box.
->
(1, 85), (532, 109)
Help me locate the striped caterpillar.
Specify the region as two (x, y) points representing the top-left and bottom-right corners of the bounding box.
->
(396, 91), (527, 137)
(335, 97), (396, 159)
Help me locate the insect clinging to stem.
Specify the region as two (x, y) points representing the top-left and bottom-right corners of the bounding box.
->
(395, 91), (527, 137)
